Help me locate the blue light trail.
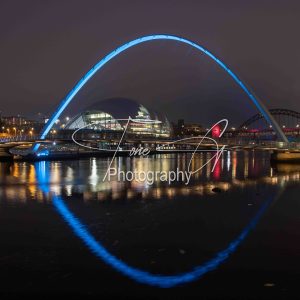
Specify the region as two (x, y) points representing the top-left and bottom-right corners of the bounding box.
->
(35, 34), (288, 152)
(52, 193), (272, 288)
(34, 161), (274, 288)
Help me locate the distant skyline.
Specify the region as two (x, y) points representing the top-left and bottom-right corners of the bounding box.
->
(1, 0), (300, 126)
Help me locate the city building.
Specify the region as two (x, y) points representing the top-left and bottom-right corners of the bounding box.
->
(0, 115), (43, 138)
(63, 98), (172, 139)
(173, 119), (203, 137)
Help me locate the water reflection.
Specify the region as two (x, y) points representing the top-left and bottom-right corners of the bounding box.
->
(0, 151), (298, 288)
(0, 151), (300, 203)
(33, 152), (283, 287)
(51, 190), (277, 288)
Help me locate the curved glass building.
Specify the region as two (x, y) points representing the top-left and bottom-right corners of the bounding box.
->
(65, 98), (172, 138)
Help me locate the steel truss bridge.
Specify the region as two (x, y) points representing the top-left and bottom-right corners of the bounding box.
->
(239, 109), (300, 130)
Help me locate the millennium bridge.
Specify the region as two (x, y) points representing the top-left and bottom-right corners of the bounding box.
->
(1, 34), (299, 161)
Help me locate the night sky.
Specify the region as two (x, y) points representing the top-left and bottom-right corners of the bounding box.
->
(1, 0), (300, 126)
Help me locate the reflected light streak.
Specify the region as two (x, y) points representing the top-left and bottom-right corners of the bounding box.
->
(51, 192), (273, 288)
(244, 151), (249, 179)
(232, 151), (237, 179)
(227, 151), (231, 172)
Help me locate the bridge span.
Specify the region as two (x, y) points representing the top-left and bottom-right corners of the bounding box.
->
(1, 137), (299, 161)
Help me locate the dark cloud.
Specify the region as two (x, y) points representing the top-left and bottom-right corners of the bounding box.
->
(1, 0), (299, 126)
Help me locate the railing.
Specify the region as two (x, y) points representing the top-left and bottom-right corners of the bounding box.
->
(1, 134), (300, 152)
(0, 135), (39, 143)
(219, 138), (300, 150)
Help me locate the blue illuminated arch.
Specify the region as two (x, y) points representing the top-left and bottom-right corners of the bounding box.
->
(51, 193), (272, 288)
(35, 160), (274, 288)
(36, 34), (288, 147)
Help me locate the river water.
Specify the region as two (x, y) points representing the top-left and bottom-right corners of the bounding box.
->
(0, 151), (299, 298)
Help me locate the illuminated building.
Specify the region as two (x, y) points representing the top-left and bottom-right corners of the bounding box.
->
(184, 123), (203, 135)
(173, 119), (203, 137)
(0, 115), (43, 138)
(65, 98), (172, 138)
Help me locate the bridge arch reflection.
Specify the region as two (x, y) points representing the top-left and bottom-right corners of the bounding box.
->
(33, 158), (276, 288)
(50, 192), (273, 288)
